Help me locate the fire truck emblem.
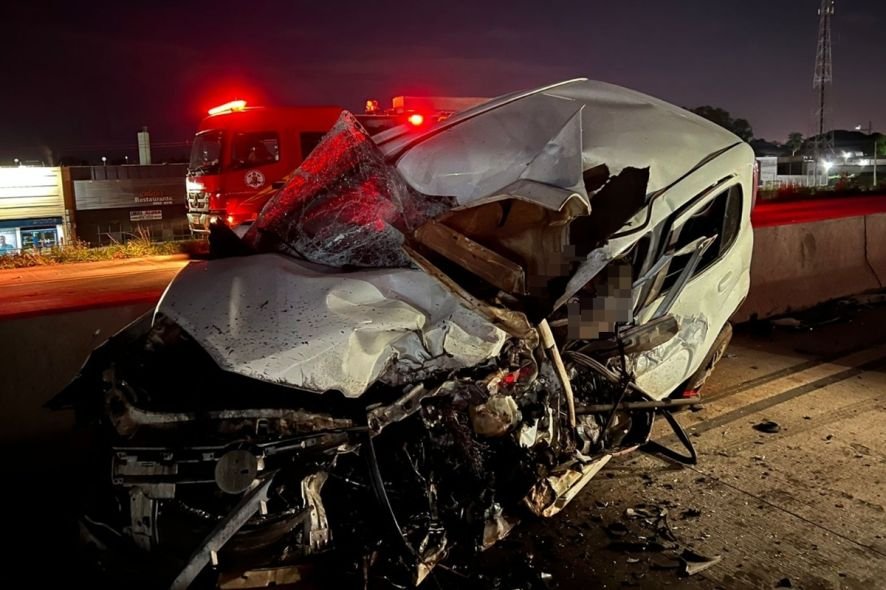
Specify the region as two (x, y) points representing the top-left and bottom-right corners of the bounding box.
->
(244, 169), (266, 189)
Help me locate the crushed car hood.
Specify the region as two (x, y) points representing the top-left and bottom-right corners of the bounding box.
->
(157, 253), (507, 397)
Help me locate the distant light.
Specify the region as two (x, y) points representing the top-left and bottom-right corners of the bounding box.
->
(407, 113), (425, 127)
(101, 156), (108, 165)
(13, 158), (20, 166)
(364, 99), (380, 114)
(821, 160), (834, 172)
(208, 100), (247, 116)
(842, 151), (851, 159)
(855, 125), (863, 131)
(858, 159), (869, 167)
(226, 215), (235, 225)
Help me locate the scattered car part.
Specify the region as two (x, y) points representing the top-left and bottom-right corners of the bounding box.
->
(753, 420), (782, 434)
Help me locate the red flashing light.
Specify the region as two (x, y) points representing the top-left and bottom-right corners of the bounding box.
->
(407, 113), (425, 127)
(208, 100), (247, 116)
(364, 99), (380, 114)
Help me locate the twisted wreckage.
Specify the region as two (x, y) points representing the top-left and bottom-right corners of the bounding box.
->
(52, 79), (755, 588)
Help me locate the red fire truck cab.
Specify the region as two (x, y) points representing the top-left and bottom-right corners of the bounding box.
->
(186, 101), (343, 234)
(187, 96), (487, 235)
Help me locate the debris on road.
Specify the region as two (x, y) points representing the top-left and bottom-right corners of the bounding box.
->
(753, 420), (782, 434)
(770, 317), (806, 329)
(604, 501), (722, 579)
(680, 508), (702, 519)
(680, 548), (722, 576)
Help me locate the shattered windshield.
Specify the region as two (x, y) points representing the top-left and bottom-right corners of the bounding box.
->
(245, 111), (454, 268)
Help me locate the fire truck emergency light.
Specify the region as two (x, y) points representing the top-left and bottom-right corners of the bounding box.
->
(208, 100), (247, 116)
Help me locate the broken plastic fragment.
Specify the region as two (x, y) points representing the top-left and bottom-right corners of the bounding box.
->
(469, 395), (521, 437)
(523, 456), (612, 518)
(680, 548), (722, 576)
(481, 504), (520, 550)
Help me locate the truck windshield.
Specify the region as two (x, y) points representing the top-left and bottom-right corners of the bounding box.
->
(189, 130), (224, 174)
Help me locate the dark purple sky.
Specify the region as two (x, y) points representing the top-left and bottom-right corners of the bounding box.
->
(2, 0), (884, 162)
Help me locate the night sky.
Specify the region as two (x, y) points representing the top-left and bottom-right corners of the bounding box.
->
(2, 0), (885, 163)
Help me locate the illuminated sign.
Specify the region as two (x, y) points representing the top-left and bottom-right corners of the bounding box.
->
(134, 193), (175, 206)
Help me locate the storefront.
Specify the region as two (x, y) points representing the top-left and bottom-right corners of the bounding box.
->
(0, 166), (67, 255)
(68, 164), (189, 245)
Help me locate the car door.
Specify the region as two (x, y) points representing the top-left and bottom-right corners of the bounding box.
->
(630, 180), (752, 399)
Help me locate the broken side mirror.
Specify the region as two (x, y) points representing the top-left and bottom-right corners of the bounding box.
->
(618, 314), (679, 354)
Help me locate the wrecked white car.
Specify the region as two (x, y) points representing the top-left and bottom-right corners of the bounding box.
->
(51, 78), (754, 588)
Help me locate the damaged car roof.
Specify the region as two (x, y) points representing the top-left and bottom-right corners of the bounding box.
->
(377, 78), (744, 206)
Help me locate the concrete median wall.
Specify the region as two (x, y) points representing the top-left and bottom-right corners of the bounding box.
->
(866, 213), (886, 286)
(734, 212), (886, 322)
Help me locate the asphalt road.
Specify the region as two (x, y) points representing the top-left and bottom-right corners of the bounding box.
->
(2, 295), (885, 589)
(752, 194), (886, 227)
(0, 255), (187, 320)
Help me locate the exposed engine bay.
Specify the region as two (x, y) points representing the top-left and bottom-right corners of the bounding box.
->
(51, 79), (754, 588)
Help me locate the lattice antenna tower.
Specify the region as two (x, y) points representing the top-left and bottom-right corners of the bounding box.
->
(813, 0), (836, 159)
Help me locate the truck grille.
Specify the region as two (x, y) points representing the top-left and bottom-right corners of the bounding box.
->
(187, 191), (209, 212)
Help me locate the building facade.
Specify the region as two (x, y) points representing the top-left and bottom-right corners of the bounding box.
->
(0, 166), (68, 254)
(67, 164), (188, 245)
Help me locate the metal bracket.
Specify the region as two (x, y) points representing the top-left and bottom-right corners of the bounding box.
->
(640, 410), (698, 465)
(169, 472), (277, 590)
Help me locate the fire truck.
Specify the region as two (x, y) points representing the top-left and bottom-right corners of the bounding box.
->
(186, 96), (485, 235)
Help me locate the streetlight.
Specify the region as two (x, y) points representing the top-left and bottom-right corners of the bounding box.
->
(124, 155), (129, 164)
(101, 156), (107, 166)
(875, 136), (880, 187)
(821, 160), (834, 186)
(13, 158), (20, 166)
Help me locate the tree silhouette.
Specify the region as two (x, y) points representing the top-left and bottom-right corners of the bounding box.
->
(690, 106), (754, 142)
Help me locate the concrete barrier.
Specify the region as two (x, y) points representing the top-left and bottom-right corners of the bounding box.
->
(734, 212), (886, 322)
(866, 213), (886, 286)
